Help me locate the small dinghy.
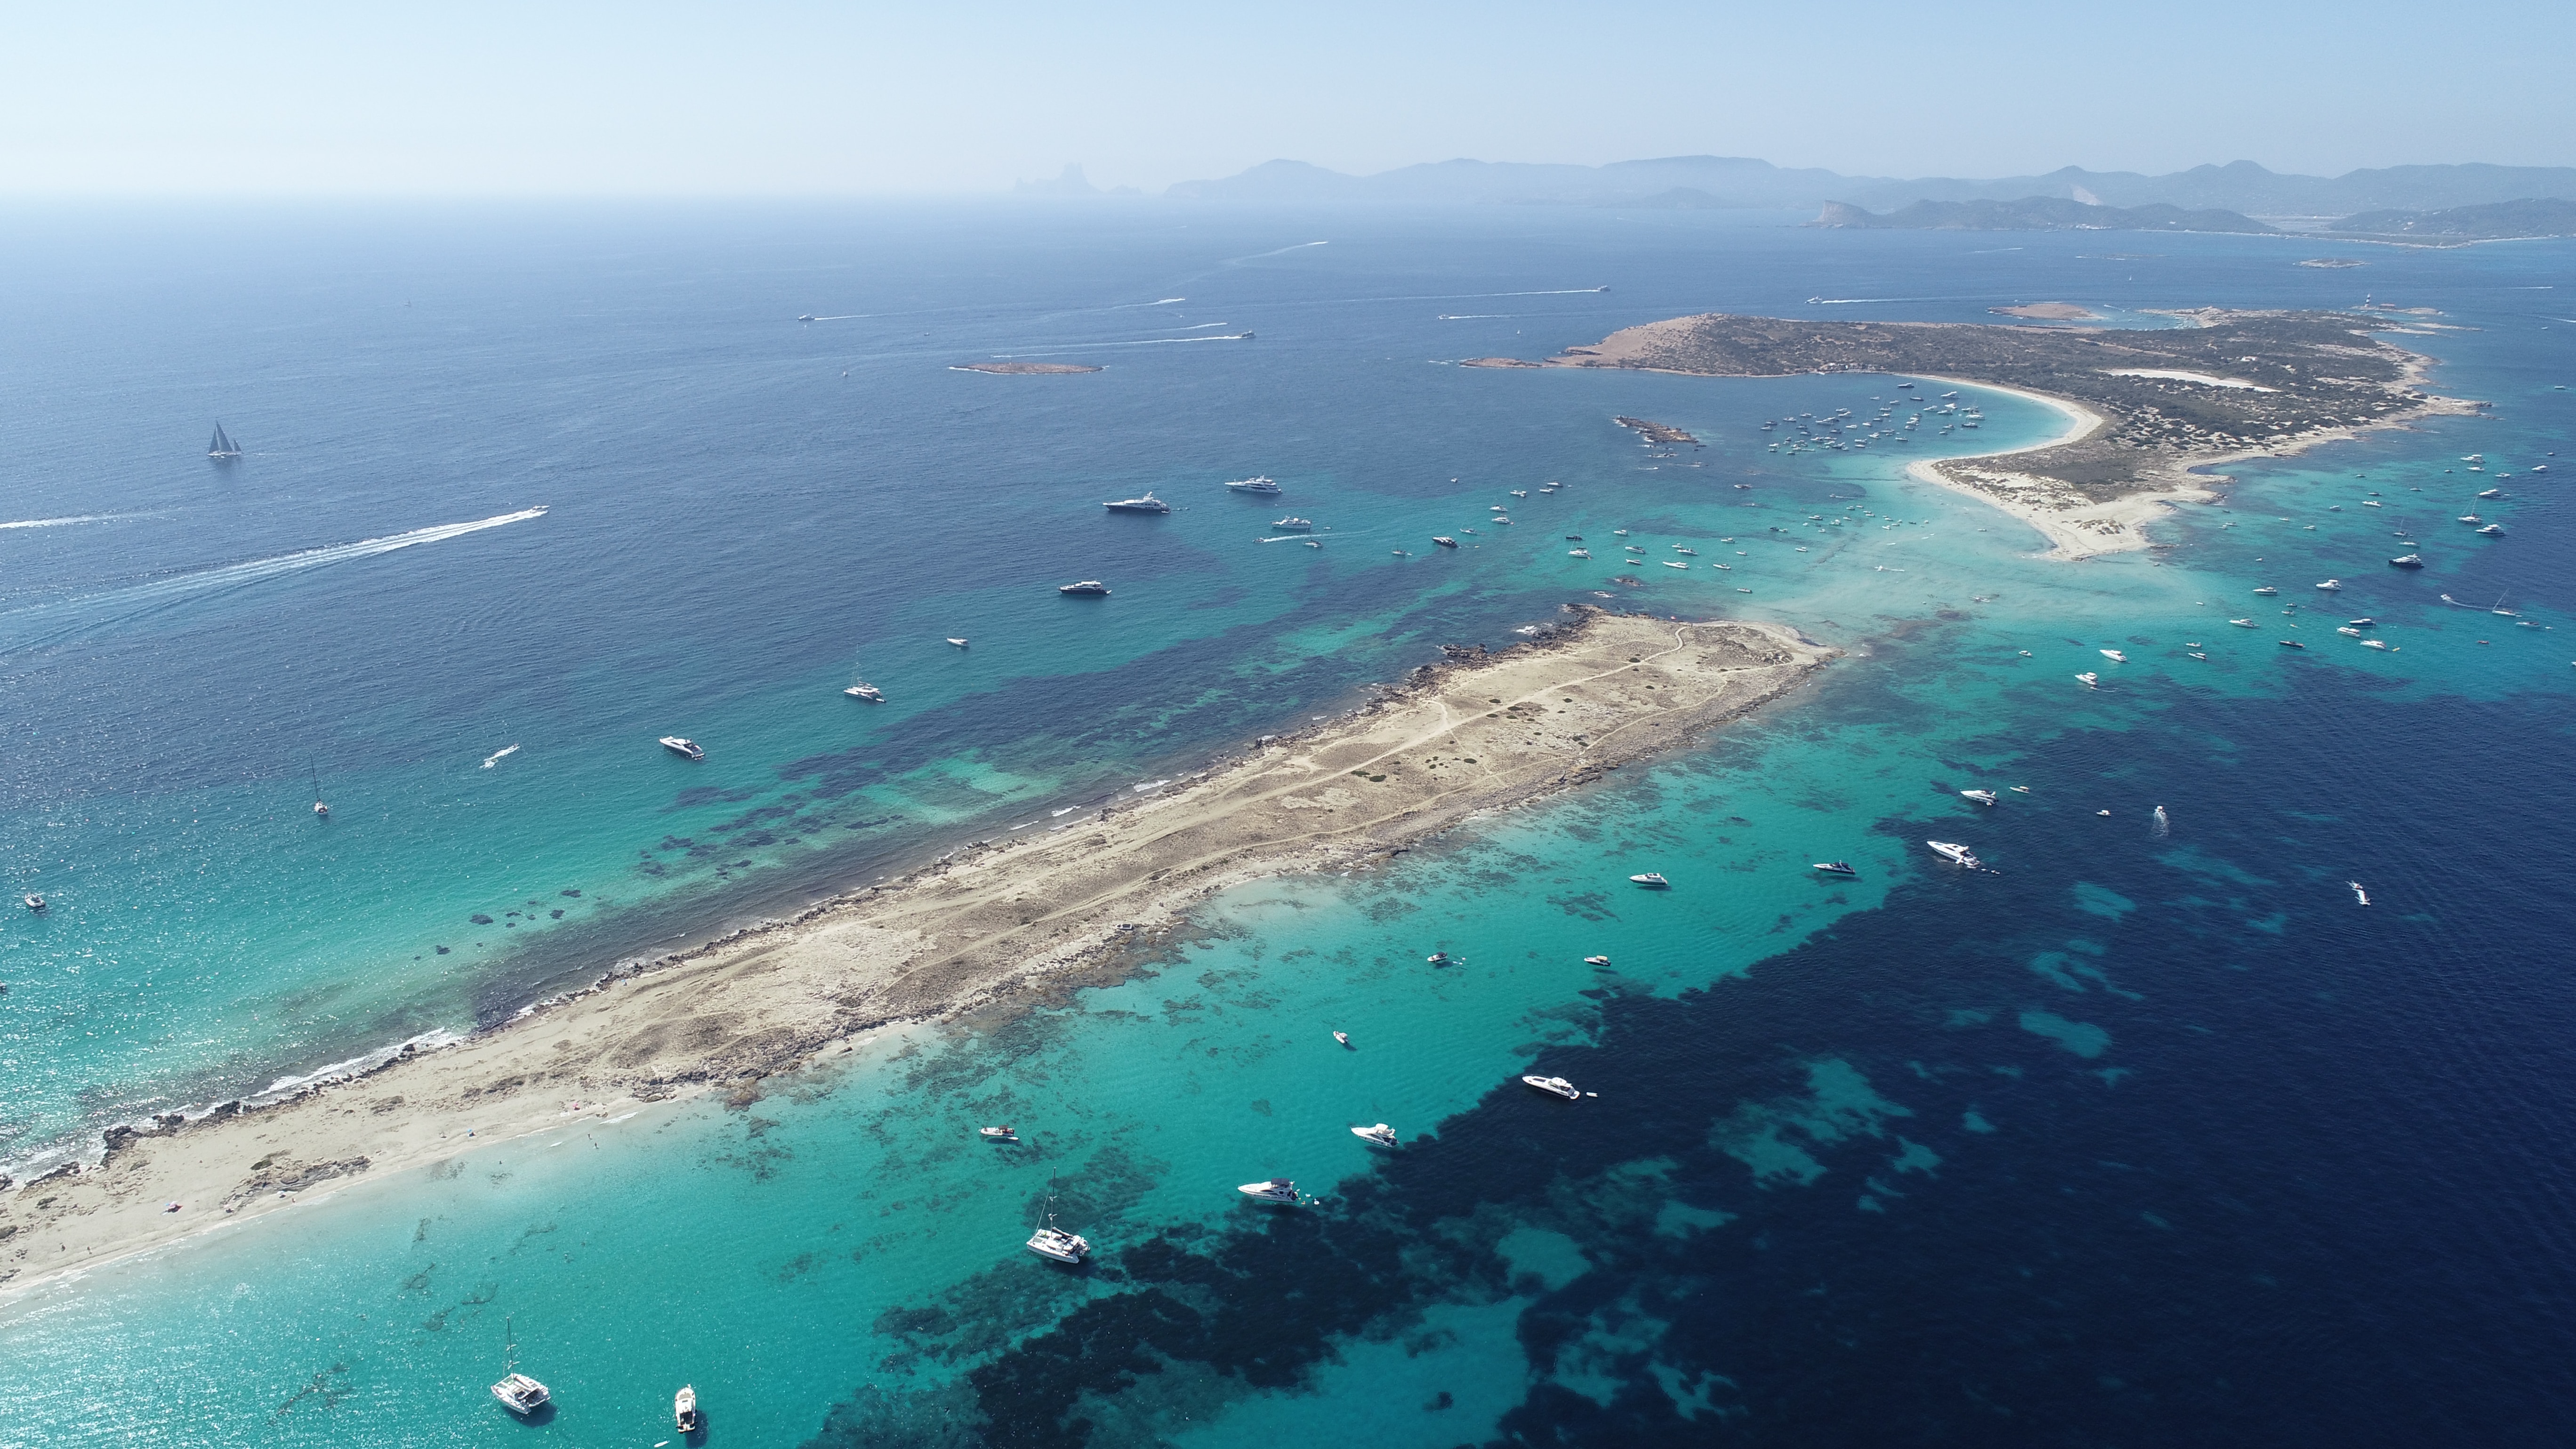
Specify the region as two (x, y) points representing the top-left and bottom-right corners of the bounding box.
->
(1332, 1030), (1352, 1049)
(22, 894), (44, 912)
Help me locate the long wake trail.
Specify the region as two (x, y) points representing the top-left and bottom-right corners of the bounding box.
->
(0, 506), (548, 655)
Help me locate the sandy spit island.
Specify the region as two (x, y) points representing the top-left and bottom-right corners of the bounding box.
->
(1512, 309), (2478, 561)
(0, 610), (1831, 1296)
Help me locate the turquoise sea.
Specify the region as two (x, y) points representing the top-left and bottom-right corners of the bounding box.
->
(1, 202), (2571, 1445)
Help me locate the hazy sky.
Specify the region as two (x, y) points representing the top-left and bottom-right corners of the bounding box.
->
(7, 0), (2569, 196)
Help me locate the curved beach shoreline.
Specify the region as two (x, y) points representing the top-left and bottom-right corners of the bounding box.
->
(0, 610), (1833, 1299)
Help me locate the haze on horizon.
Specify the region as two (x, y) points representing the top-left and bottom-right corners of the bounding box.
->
(6, 0), (2568, 198)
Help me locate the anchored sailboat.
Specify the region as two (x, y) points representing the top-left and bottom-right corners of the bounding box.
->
(208, 423), (242, 459)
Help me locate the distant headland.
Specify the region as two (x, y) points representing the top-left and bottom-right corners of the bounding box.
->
(1480, 309), (2477, 558)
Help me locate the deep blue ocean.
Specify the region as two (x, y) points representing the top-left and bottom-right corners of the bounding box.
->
(0, 201), (2570, 1446)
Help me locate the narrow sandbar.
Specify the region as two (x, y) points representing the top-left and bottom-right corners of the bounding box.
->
(1, 610), (1832, 1296)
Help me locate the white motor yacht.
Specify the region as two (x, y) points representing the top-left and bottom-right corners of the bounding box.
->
(1352, 1124), (1400, 1147)
(980, 1125), (1019, 1143)
(675, 1385), (700, 1433)
(1237, 1179), (1302, 1205)
(1272, 516), (1314, 531)
(2254, 587), (2279, 596)
(1960, 789), (1998, 805)
(845, 679), (885, 702)
(2229, 618), (2257, 627)
(2076, 672), (2099, 688)
(2316, 579), (2343, 591)
(1629, 872), (1670, 888)
(1224, 475), (1281, 495)
(1521, 1074), (1581, 1101)
(659, 736), (706, 760)
(1926, 840), (1983, 869)
(1584, 954), (1612, 966)
(1058, 580), (1111, 596)
(2099, 649), (2126, 663)
(1104, 491), (1170, 514)
(2349, 881), (2371, 907)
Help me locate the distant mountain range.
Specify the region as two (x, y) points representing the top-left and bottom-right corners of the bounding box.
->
(2328, 196), (2576, 240)
(1811, 198), (2277, 235)
(1156, 156), (2576, 218)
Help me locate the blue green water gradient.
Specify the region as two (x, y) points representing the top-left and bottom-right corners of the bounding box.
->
(1, 203), (2570, 1445)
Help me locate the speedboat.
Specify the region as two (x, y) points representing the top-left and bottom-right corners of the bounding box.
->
(2280, 639), (2306, 649)
(2477, 523), (2506, 536)
(1521, 1074), (1581, 1101)
(1672, 547), (1698, 556)
(1104, 491), (1170, 514)
(1510, 490), (1528, 498)
(1237, 1179), (1301, 1205)
(947, 637), (969, 647)
(1568, 548), (1591, 558)
(1583, 954), (1612, 966)
(2229, 618), (2256, 628)
(2010, 786), (2030, 794)
(1333, 1030), (1352, 1048)
(1662, 561), (1688, 570)
(1057, 580), (1111, 596)
(675, 1386), (700, 1433)
(2458, 515), (2481, 524)
(2389, 553), (2424, 568)
(2253, 587), (2279, 596)
(1432, 536), (1459, 549)
(2477, 487), (2504, 499)
(1629, 872), (1670, 889)
(659, 736), (705, 760)
(2099, 649), (2126, 663)
(1425, 951), (1452, 966)
(2076, 672), (2099, 688)
(1812, 861), (1859, 877)
(1960, 789), (1998, 806)
(2188, 651), (2208, 660)
(2337, 626), (2363, 637)
(2316, 580), (2343, 591)
(23, 894), (44, 911)
(980, 1125), (1019, 1143)
(1353, 1123), (1400, 1147)
(845, 680), (885, 702)
(2347, 618), (2375, 627)
(2360, 638), (2390, 650)
(1926, 840), (1982, 868)
(1272, 516), (1314, 531)
(1224, 475), (1281, 494)
(2349, 881), (2371, 907)
(1613, 529), (1629, 536)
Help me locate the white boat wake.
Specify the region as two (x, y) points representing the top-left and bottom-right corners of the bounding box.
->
(0, 506), (548, 655)
(1, 513), (137, 531)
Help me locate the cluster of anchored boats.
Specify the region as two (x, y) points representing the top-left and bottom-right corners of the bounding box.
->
(487, 1315), (699, 1431)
